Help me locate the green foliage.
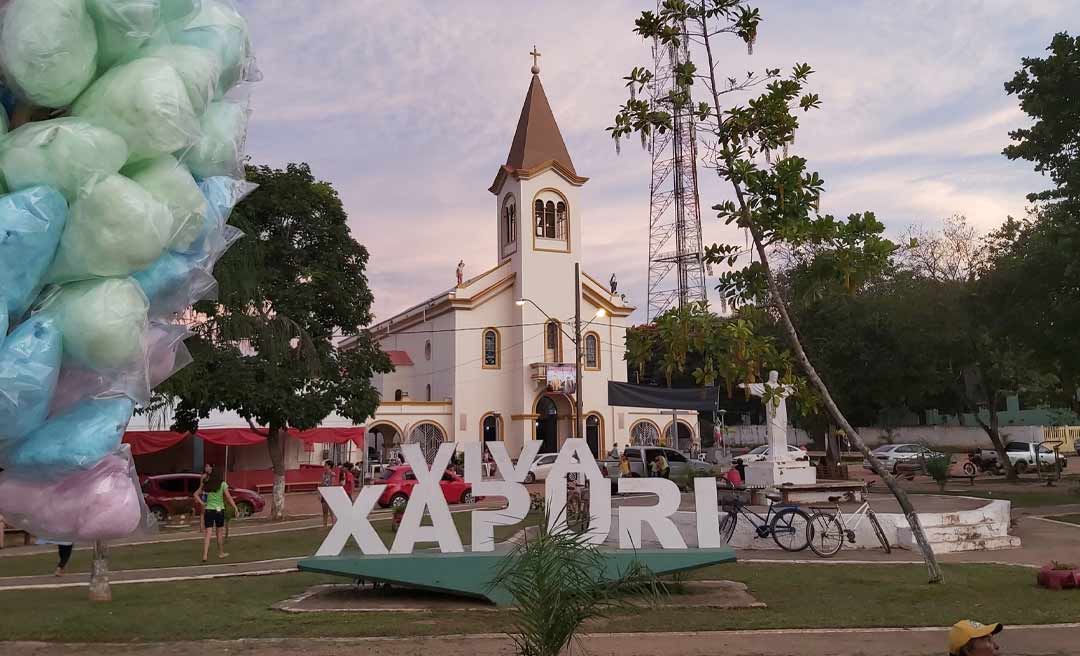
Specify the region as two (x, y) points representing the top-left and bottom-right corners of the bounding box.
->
(156, 163), (392, 489)
(492, 520), (661, 656)
(924, 454), (951, 488)
(1003, 32), (1080, 204)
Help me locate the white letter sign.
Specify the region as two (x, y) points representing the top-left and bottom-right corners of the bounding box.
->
(390, 443), (465, 554)
(462, 441), (539, 551)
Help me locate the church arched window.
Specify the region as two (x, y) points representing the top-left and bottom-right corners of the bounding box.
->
(545, 320), (562, 362)
(502, 195), (516, 245)
(535, 200), (545, 237)
(482, 328), (500, 369)
(555, 201), (567, 239)
(584, 332), (599, 369)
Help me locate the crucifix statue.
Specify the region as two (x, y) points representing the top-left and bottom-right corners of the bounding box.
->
(530, 46), (541, 74)
(740, 370), (796, 461)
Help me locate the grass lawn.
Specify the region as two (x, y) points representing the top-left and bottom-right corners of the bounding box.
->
(915, 488), (1079, 508)
(0, 512), (539, 579)
(1045, 514), (1080, 525)
(0, 562), (1071, 642)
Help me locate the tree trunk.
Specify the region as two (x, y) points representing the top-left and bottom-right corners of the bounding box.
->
(88, 541), (111, 602)
(266, 425), (287, 520)
(976, 406), (1017, 480)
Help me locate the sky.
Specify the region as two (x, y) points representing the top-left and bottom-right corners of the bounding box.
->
(238, 1), (1076, 324)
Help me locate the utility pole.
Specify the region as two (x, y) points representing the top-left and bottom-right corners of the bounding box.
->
(574, 263), (584, 439)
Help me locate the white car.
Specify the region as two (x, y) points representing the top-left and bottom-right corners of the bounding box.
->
(734, 444), (807, 465)
(524, 453), (578, 484)
(863, 443), (943, 473)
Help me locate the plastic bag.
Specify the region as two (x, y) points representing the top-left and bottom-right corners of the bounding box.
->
(169, 0), (252, 95)
(138, 43), (220, 115)
(0, 316), (62, 444)
(123, 155), (207, 251)
(0, 446), (150, 541)
(134, 251), (217, 316)
(0, 397), (134, 478)
(181, 174), (254, 254)
(147, 321), (192, 388)
(37, 277), (149, 370)
(161, 0), (202, 24)
(181, 99), (248, 178)
(87, 0), (162, 70)
(0, 118), (130, 202)
(46, 174), (175, 283)
(0, 0), (98, 108)
(72, 57), (199, 163)
(0, 186), (68, 321)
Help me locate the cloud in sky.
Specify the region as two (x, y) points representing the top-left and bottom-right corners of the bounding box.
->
(237, 0), (1072, 323)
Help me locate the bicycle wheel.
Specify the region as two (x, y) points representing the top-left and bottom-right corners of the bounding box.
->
(770, 507), (810, 552)
(867, 509), (891, 554)
(719, 509), (738, 543)
(806, 512), (844, 557)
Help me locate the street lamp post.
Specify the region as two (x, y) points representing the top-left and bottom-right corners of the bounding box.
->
(517, 264), (606, 442)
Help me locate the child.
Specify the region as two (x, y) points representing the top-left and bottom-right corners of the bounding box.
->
(320, 460), (337, 527)
(194, 467), (238, 563)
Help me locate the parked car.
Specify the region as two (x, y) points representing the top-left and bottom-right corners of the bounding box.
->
(602, 446), (714, 479)
(978, 441), (1067, 474)
(734, 444), (808, 465)
(376, 465), (475, 509)
(862, 444), (944, 474)
(142, 473), (265, 522)
(523, 453), (580, 484)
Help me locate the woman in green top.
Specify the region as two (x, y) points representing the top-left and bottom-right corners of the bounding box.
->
(194, 467), (239, 563)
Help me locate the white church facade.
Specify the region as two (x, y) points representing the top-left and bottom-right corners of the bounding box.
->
(345, 64), (696, 459)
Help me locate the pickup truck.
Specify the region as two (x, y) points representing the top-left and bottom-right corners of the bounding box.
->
(602, 446), (714, 480)
(977, 441), (1067, 474)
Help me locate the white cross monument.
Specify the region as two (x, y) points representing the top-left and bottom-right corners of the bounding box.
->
(740, 370), (817, 488)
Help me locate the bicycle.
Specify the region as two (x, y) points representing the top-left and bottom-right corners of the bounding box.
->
(805, 496), (891, 557)
(565, 479), (590, 534)
(717, 485), (811, 551)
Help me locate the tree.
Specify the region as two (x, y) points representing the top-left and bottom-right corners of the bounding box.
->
(610, 0), (943, 581)
(158, 163), (392, 519)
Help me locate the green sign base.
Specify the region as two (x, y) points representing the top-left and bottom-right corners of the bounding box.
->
(297, 547), (737, 607)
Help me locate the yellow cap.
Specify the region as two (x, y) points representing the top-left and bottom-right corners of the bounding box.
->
(948, 620), (1002, 653)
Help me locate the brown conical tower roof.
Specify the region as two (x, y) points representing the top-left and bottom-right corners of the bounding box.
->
(505, 74), (577, 175)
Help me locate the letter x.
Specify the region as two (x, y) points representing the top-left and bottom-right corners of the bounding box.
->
(315, 486), (388, 556)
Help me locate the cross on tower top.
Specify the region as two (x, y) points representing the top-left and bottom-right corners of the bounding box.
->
(530, 46), (541, 74)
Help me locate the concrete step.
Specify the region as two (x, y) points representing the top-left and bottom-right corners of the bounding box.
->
(904, 521), (1011, 543)
(896, 528), (1021, 553)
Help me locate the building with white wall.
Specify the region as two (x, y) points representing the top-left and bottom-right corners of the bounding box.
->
(342, 65), (695, 459)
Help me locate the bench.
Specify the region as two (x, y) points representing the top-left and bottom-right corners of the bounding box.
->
(0, 524), (31, 549)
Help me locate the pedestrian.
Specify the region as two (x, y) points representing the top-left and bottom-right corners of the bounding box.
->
(619, 452), (631, 478)
(0, 513), (5, 550)
(654, 454), (670, 479)
(948, 620), (1002, 656)
(608, 445), (620, 459)
(320, 460), (337, 527)
(194, 466), (239, 563)
(55, 542), (73, 577)
(340, 462), (356, 501)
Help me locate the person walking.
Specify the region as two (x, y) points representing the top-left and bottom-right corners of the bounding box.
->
(320, 460), (337, 527)
(618, 452), (631, 478)
(948, 620), (1002, 656)
(654, 453), (670, 479)
(55, 542), (73, 576)
(194, 467), (238, 563)
(340, 463), (357, 501)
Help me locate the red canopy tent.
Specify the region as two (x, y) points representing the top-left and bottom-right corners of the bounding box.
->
(124, 426), (365, 456)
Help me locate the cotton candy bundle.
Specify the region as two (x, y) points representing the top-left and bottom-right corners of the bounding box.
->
(0, 0), (256, 543)
(0, 0), (98, 108)
(0, 119), (129, 202)
(0, 449), (144, 541)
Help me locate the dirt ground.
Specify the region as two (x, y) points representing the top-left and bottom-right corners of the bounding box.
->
(7, 624), (1079, 656)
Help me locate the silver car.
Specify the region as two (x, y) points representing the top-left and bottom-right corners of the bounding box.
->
(863, 443), (943, 473)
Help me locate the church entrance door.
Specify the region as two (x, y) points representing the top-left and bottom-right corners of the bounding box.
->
(536, 396), (558, 453)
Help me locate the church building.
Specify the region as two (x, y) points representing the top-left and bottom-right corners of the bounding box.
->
(346, 59), (696, 459)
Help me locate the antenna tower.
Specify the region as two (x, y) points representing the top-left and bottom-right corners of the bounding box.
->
(646, 18), (707, 320)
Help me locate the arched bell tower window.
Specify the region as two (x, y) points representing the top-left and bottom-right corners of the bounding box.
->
(502, 195), (516, 245)
(533, 191), (570, 249)
(556, 202), (567, 239)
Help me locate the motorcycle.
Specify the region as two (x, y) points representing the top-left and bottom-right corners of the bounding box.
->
(962, 450), (1002, 476)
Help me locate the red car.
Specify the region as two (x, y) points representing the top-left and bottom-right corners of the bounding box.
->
(142, 473), (266, 522)
(376, 466), (475, 509)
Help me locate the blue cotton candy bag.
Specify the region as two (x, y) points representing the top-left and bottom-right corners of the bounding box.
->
(0, 186), (69, 321)
(0, 316), (62, 443)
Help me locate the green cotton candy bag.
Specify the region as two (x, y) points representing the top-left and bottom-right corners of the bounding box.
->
(72, 57), (199, 163)
(0, 118), (129, 202)
(123, 155), (206, 251)
(86, 0), (163, 70)
(181, 100), (247, 178)
(170, 0), (251, 95)
(137, 44), (220, 115)
(0, 0), (98, 108)
(46, 174), (175, 284)
(39, 277), (148, 370)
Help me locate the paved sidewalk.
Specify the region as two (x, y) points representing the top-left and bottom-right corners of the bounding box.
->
(5, 624), (1079, 656)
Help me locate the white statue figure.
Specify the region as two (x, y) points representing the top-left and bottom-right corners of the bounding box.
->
(456, 260), (465, 286)
(740, 370), (795, 461)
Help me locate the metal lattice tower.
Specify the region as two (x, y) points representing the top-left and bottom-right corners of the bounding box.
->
(646, 21), (707, 320)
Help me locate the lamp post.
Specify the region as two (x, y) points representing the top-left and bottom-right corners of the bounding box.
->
(517, 263), (606, 440)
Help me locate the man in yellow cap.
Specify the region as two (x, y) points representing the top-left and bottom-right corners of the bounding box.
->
(948, 620), (1003, 655)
